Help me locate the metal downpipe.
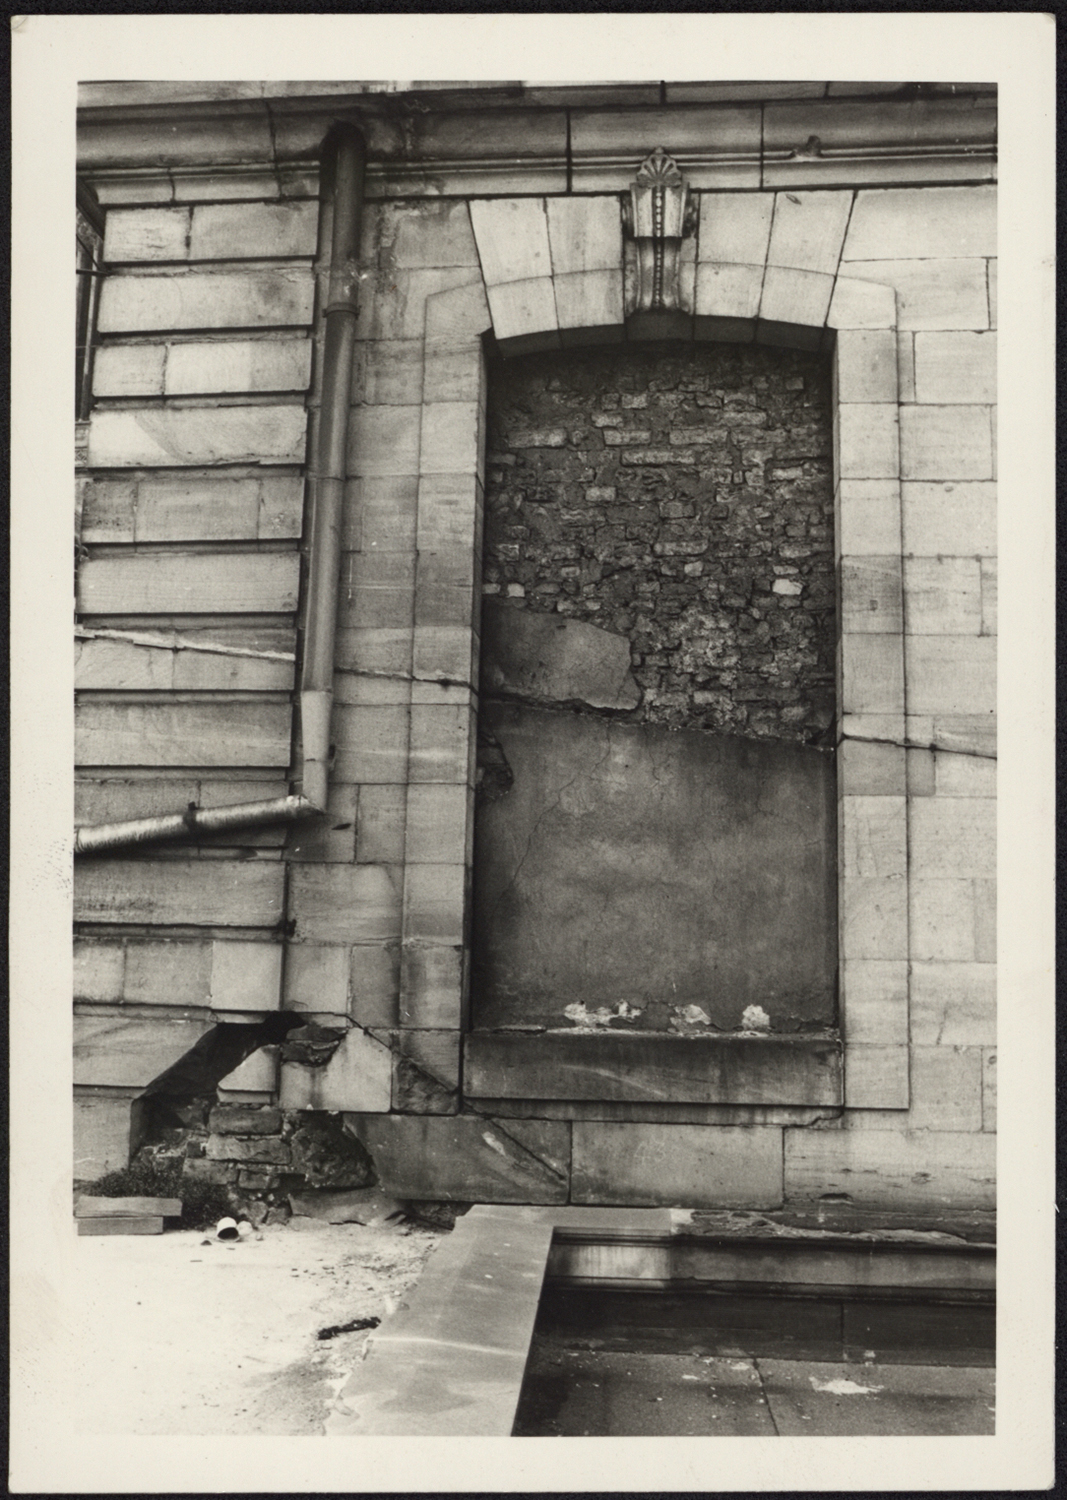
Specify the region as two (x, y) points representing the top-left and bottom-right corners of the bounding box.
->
(74, 125), (367, 856)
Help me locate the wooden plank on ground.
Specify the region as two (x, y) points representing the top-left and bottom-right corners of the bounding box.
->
(77, 552), (300, 615)
(74, 858), (286, 927)
(78, 1216), (164, 1236)
(75, 1196), (183, 1217)
(75, 700), (292, 766)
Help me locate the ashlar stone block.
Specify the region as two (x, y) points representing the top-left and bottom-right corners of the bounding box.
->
(904, 555), (983, 636)
(280, 1026), (392, 1113)
(843, 1044), (909, 1109)
(284, 943), (350, 1014)
(209, 941), (282, 1012)
(571, 1122), (783, 1209)
(834, 329), (898, 403)
(546, 196), (622, 274)
(695, 262), (764, 321)
(900, 405), (993, 481)
(908, 1045), (983, 1131)
(827, 276), (896, 330)
(784, 1127), (995, 1208)
(910, 962), (995, 1046)
(840, 959), (909, 1044)
(841, 875), (907, 961)
(842, 795), (907, 879)
(910, 797), (995, 881)
(486, 278), (559, 342)
(836, 480), (902, 558)
(697, 193), (774, 266)
(906, 637), (995, 716)
(343, 1114), (570, 1202)
(767, 190), (852, 274)
(759, 266), (834, 327)
(914, 332), (996, 404)
(836, 403), (899, 480)
(840, 556), (903, 634)
(840, 260), (989, 331)
(909, 878), (976, 961)
(841, 187), (996, 262)
(469, 198), (553, 284)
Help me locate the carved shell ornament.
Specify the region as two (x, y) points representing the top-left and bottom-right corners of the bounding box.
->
(623, 148), (697, 313)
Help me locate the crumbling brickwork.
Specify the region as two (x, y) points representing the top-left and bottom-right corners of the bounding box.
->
(483, 342), (835, 742)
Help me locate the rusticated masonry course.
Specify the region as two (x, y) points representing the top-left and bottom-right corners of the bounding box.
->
(482, 343), (835, 743)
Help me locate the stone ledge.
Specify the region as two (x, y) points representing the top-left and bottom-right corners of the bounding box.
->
(464, 1031), (843, 1106)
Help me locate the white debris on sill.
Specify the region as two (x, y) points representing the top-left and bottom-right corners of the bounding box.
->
(740, 1004), (772, 1032)
(562, 1001), (642, 1030)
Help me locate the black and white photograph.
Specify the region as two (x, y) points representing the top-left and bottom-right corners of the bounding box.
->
(9, 12), (1054, 1494)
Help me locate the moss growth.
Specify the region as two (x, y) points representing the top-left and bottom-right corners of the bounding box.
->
(84, 1158), (234, 1231)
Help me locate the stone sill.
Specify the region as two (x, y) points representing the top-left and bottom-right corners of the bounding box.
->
(464, 1029), (843, 1106)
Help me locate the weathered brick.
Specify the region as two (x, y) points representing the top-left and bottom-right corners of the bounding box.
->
(206, 1134), (290, 1164)
(483, 342), (835, 743)
(208, 1105), (283, 1136)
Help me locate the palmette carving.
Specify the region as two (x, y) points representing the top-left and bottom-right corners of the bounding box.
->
(622, 147), (697, 314)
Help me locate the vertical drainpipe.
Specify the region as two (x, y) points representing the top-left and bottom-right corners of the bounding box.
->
(300, 124), (366, 811)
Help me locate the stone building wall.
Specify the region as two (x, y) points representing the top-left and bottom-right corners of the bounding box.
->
(483, 342), (836, 742)
(73, 82), (998, 1217)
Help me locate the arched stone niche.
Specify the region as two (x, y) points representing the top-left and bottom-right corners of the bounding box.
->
(393, 188), (907, 1116)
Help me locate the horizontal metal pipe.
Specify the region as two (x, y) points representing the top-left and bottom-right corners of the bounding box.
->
(74, 795), (316, 855)
(73, 125), (367, 856)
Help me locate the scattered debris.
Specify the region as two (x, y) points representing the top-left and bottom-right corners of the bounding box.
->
(809, 1375), (884, 1396)
(316, 1316), (380, 1342)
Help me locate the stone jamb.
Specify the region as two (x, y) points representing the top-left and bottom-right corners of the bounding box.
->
(407, 192), (909, 1113)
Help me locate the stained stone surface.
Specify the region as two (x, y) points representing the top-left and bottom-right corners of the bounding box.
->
(481, 597), (640, 710)
(471, 704), (837, 1031)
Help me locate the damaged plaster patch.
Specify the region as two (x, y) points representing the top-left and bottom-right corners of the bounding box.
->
(668, 1003), (712, 1033)
(481, 598), (641, 712)
(740, 1005), (772, 1032)
(563, 1000), (642, 1030)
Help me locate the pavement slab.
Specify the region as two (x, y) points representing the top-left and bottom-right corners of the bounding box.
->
(757, 1358), (995, 1436)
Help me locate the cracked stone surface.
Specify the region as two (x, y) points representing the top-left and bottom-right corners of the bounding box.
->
(481, 598), (641, 711)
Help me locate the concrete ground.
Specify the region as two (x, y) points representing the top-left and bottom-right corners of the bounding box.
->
(65, 1218), (441, 1435)
(514, 1341), (995, 1437)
